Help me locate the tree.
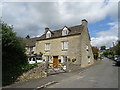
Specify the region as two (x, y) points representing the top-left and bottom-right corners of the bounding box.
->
(2, 21), (28, 86)
(100, 46), (106, 50)
(26, 35), (30, 39)
(92, 46), (99, 60)
(114, 40), (120, 55)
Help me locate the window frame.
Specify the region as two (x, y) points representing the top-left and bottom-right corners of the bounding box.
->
(62, 27), (69, 36)
(61, 55), (67, 63)
(45, 43), (50, 51)
(61, 41), (68, 50)
(46, 31), (51, 38)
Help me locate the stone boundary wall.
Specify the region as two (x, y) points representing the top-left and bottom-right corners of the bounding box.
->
(68, 62), (81, 72)
(17, 64), (47, 82)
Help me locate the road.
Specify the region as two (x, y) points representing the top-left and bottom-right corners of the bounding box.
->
(47, 58), (118, 88)
(3, 58), (118, 89)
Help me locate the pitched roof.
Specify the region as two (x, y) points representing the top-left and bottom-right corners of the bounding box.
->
(37, 24), (84, 41)
(23, 37), (39, 47)
(23, 24), (84, 46)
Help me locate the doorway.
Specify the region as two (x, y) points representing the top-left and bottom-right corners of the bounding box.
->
(53, 56), (58, 68)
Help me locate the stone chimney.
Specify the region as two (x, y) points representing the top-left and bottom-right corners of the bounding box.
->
(82, 19), (88, 27)
(45, 27), (49, 33)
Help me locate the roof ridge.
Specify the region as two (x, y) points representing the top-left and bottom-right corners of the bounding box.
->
(52, 24), (82, 32)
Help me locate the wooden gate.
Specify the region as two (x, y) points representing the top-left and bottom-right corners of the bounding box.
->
(45, 62), (69, 75)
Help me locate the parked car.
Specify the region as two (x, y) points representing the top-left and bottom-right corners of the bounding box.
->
(36, 56), (44, 63)
(28, 56), (36, 64)
(114, 55), (119, 61)
(107, 55), (112, 59)
(115, 56), (120, 66)
(36, 57), (43, 63)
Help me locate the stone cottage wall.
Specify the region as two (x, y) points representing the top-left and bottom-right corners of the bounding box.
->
(35, 35), (82, 65)
(17, 64), (47, 82)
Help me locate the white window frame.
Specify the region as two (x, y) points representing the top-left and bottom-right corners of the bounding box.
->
(46, 31), (51, 38)
(62, 27), (69, 36)
(45, 56), (50, 62)
(62, 41), (68, 50)
(29, 47), (33, 52)
(45, 43), (50, 51)
(61, 56), (67, 63)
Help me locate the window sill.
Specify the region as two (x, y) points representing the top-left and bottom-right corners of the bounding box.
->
(45, 50), (50, 52)
(62, 49), (68, 51)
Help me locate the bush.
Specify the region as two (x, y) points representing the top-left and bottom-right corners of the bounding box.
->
(2, 21), (28, 86)
(72, 58), (76, 62)
(21, 63), (38, 72)
(91, 46), (99, 60)
(68, 58), (71, 62)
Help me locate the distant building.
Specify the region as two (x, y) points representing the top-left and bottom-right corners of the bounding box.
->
(23, 38), (39, 55)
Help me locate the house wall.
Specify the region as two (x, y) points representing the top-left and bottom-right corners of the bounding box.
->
(80, 26), (94, 67)
(33, 47), (36, 54)
(35, 20), (94, 68)
(25, 46), (36, 55)
(35, 35), (82, 65)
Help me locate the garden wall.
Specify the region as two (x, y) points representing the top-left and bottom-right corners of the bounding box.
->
(17, 64), (47, 82)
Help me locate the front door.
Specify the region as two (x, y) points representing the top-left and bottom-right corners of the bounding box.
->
(53, 56), (58, 68)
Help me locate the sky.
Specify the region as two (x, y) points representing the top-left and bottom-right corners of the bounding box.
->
(1, 0), (119, 48)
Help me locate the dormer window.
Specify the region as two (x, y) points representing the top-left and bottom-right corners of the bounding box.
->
(46, 31), (51, 38)
(62, 27), (69, 36)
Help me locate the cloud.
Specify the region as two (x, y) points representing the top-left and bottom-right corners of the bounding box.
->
(91, 22), (118, 48)
(2, 1), (118, 38)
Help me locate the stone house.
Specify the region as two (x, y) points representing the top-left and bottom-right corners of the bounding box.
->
(23, 38), (39, 55)
(35, 19), (94, 68)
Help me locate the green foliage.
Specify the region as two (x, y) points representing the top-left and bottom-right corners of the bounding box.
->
(100, 46), (106, 50)
(39, 52), (43, 57)
(72, 58), (76, 62)
(115, 40), (120, 55)
(38, 52), (43, 60)
(26, 35), (30, 39)
(2, 21), (28, 86)
(92, 46), (99, 60)
(108, 40), (120, 55)
(68, 58), (71, 62)
(103, 51), (114, 57)
(21, 63), (38, 72)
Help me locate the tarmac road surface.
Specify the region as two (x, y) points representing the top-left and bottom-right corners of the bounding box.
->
(48, 58), (118, 88)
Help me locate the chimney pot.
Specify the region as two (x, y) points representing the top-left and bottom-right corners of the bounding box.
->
(82, 19), (88, 27)
(45, 27), (49, 33)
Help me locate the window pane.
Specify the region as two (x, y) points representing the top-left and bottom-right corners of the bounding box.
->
(61, 42), (63, 50)
(63, 56), (67, 62)
(45, 43), (50, 50)
(62, 41), (68, 50)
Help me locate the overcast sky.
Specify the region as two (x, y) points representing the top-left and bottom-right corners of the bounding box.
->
(1, 0), (119, 48)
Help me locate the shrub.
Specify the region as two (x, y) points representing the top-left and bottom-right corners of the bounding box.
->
(2, 21), (28, 86)
(68, 58), (71, 62)
(72, 58), (76, 62)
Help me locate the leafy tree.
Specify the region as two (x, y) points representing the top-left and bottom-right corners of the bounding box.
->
(2, 21), (28, 86)
(92, 46), (99, 60)
(26, 35), (30, 39)
(100, 46), (106, 50)
(109, 40), (120, 55)
(115, 40), (120, 55)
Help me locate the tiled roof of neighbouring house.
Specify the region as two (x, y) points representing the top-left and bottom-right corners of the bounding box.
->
(23, 37), (39, 47)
